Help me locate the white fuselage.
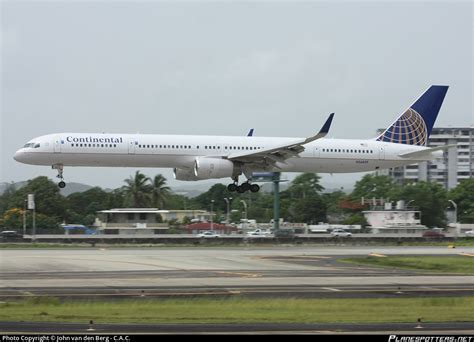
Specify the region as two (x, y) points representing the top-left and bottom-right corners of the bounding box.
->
(14, 133), (436, 177)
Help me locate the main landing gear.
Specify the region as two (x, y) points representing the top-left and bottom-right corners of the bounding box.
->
(52, 164), (66, 188)
(227, 182), (260, 193)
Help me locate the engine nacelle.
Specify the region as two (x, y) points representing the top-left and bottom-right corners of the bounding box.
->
(173, 168), (199, 181)
(194, 157), (234, 180)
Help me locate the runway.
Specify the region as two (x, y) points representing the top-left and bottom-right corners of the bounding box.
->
(0, 246), (472, 299)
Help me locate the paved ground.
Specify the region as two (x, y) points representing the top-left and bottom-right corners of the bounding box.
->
(0, 246), (472, 299)
(1, 246), (473, 334)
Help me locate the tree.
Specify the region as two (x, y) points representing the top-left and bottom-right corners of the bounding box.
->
(351, 174), (399, 201)
(282, 173), (326, 223)
(9, 177), (66, 219)
(287, 173), (324, 198)
(151, 174), (171, 209)
(194, 184), (233, 212)
(449, 179), (474, 223)
(121, 171), (152, 207)
(398, 181), (448, 227)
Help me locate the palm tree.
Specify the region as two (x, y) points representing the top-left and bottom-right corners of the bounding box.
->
(122, 171), (152, 207)
(151, 174), (171, 209)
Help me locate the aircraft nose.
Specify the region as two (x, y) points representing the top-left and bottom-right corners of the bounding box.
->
(13, 150), (26, 163)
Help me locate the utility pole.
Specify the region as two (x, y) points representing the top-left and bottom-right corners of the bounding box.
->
(28, 194), (35, 242)
(23, 199), (27, 236)
(273, 172), (280, 230)
(210, 200), (215, 231)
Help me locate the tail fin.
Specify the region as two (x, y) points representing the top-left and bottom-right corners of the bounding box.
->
(376, 85), (449, 146)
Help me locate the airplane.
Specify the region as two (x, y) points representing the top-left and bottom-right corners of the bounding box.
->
(14, 85), (450, 193)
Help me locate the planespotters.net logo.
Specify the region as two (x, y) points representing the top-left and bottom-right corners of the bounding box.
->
(389, 336), (473, 342)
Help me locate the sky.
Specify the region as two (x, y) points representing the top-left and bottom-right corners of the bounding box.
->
(1, 1), (472, 193)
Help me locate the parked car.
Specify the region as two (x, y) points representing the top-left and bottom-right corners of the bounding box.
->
(331, 229), (352, 237)
(464, 230), (474, 237)
(422, 230), (446, 238)
(197, 231), (221, 238)
(246, 229), (272, 237)
(0, 230), (23, 241)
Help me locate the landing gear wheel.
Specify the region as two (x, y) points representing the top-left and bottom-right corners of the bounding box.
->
(227, 183), (238, 192)
(250, 184), (260, 193)
(240, 182), (251, 192)
(237, 185), (246, 193)
(58, 181), (66, 189)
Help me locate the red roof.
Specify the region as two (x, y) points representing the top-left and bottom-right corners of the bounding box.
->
(185, 222), (237, 231)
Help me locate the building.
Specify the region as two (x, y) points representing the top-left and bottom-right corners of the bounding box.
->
(377, 126), (473, 189)
(95, 208), (212, 235)
(363, 201), (427, 234)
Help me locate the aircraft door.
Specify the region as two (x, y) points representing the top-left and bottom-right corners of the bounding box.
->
(53, 135), (62, 153)
(378, 146), (385, 160)
(313, 147), (321, 158)
(128, 137), (137, 154)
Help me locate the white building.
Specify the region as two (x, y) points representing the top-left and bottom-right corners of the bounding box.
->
(377, 126), (473, 189)
(363, 201), (427, 234)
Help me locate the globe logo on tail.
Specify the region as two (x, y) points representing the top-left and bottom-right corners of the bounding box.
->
(376, 108), (428, 146)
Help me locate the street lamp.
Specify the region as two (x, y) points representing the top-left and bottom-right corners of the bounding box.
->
(224, 197), (232, 224)
(210, 200), (215, 230)
(447, 200), (458, 235)
(240, 200), (247, 231)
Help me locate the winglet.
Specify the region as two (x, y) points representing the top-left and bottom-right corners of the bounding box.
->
(301, 113), (334, 145)
(247, 128), (254, 137)
(319, 113), (334, 134)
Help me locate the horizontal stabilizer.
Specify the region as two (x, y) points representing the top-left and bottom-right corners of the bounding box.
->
(398, 144), (456, 159)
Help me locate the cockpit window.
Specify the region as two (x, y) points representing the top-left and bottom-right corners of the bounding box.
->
(23, 143), (40, 148)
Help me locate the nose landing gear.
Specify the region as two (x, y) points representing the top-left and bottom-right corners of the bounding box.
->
(52, 164), (66, 188)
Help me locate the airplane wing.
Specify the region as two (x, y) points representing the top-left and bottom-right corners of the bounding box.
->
(398, 144), (456, 160)
(228, 113), (334, 165)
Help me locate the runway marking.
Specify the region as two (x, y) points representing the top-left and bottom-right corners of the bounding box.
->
(253, 256), (331, 260)
(459, 252), (474, 257)
(322, 287), (341, 292)
(215, 271), (261, 278)
(368, 253), (387, 258)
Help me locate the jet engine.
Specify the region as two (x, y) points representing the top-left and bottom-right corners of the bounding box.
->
(173, 168), (199, 181)
(193, 157), (235, 180)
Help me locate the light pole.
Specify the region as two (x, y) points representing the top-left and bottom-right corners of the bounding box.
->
(23, 199), (27, 236)
(448, 200), (458, 235)
(224, 197), (232, 224)
(210, 200), (215, 231)
(240, 200), (247, 231)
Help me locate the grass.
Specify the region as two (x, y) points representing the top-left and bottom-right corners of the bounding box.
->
(0, 297), (472, 324)
(340, 256), (474, 274)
